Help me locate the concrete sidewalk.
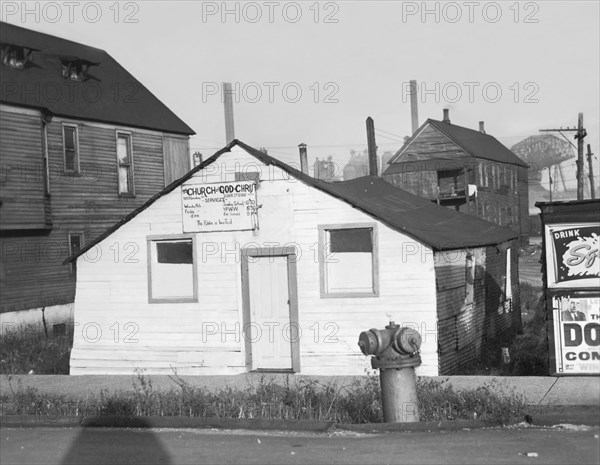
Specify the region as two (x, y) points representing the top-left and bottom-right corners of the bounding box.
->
(1, 374), (598, 406)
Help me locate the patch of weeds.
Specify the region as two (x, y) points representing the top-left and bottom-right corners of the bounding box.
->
(1, 372), (528, 425)
(0, 325), (72, 375)
(418, 378), (527, 424)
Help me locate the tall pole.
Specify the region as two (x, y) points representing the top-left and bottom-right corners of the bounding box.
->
(576, 113), (585, 200)
(223, 82), (235, 144)
(587, 144), (596, 199)
(366, 117), (378, 177)
(409, 80), (419, 134)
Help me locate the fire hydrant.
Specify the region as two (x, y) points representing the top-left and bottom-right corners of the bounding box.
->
(358, 321), (422, 423)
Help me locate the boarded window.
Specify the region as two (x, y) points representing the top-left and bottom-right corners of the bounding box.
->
(163, 136), (190, 185)
(321, 227), (377, 296)
(149, 238), (196, 302)
(63, 125), (79, 173)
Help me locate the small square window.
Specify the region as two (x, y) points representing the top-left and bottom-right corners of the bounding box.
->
(148, 238), (196, 302)
(53, 323), (67, 337)
(319, 225), (378, 297)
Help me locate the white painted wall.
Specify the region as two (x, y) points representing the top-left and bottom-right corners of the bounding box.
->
(1, 303), (74, 336)
(71, 147), (438, 375)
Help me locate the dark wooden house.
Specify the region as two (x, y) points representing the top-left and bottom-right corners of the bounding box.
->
(383, 110), (529, 245)
(0, 22), (195, 327)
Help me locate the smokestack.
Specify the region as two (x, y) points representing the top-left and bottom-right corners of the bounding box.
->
(298, 143), (308, 175)
(409, 80), (419, 134)
(479, 121), (486, 134)
(223, 82), (235, 143)
(366, 117), (378, 177)
(443, 108), (450, 124)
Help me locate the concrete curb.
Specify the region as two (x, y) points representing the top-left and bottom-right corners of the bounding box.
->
(1, 406), (598, 431)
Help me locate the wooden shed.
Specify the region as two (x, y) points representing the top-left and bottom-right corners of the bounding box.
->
(67, 140), (521, 376)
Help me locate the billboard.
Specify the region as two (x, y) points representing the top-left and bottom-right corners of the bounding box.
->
(181, 181), (258, 233)
(544, 223), (600, 289)
(552, 295), (600, 375)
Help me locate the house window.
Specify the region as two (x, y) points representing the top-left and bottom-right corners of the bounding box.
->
(42, 121), (50, 195)
(1, 43), (34, 69)
(505, 248), (512, 301)
(116, 133), (134, 195)
(63, 125), (79, 173)
(319, 224), (378, 297)
(148, 237), (196, 302)
(465, 252), (475, 306)
(481, 164), (489, 188)
(69, 232), (83, 275)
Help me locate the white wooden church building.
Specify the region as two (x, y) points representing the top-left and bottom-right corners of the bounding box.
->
(67, 140), (519, 376)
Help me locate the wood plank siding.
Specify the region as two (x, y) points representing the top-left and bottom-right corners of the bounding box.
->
(435, 240), (521, 374)
(0, 105), (49, 230)
(0, 104), (190, 313)
(71, 146), (440, 376)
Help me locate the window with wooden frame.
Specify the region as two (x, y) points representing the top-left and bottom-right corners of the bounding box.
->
(116, 132), (134, 196)
(62, 124), (79, 173)
(148, 236), (197, 303)
(319, 224), (378, 297)
(42, 121), (50, 195)
(464, 252), (475, 307)
(68, 232), (83, 275)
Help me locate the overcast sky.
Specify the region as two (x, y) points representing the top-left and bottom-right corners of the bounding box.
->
(3, 1), (599, 176)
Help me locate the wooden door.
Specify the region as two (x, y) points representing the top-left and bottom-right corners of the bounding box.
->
(248, 256), (292, 370)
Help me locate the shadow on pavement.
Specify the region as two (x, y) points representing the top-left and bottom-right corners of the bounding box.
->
(61, 418), (171, 465)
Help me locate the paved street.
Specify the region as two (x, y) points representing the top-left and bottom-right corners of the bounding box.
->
(1, 425), (599, 465)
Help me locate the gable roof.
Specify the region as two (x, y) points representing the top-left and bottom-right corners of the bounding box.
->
(385, 119), (528, 170)
(66, 140), (517, 263)
(0, 22), (194, 135)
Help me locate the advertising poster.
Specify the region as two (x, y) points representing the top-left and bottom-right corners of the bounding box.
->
(545, 223), (600, 289)
(181, 181), (258, 232)
(552, 295), (600, 375)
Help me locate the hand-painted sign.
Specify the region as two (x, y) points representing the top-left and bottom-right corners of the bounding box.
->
(181, 181), (258, 232)
(552, 295), (600, 375)
(545, 223), (600, 288)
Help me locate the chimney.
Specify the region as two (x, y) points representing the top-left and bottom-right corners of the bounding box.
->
(409, 80), (419, 134)
(298, 143), (308, 175)
(192, 151), (203, 167)
(366, 117), (378, 177)
(223, 82), (235, 143)
(479, 121), (486, 134)
(443, 108), (450, 123)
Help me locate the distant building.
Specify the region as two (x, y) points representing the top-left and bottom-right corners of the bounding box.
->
(343, 150), (380, 180)
(0, 22), (194, 330)
(383, 110), (529, 245)
(313, 156), (339, 182)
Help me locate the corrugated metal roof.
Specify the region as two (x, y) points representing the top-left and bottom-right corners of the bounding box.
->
(0, 22), (194, 135)
(66, 140), (517, 263)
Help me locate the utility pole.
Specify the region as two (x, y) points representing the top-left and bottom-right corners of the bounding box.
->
(540, 113), (587, 200)
(587, 144), (596, 199)
(574, 113), (586, 200)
